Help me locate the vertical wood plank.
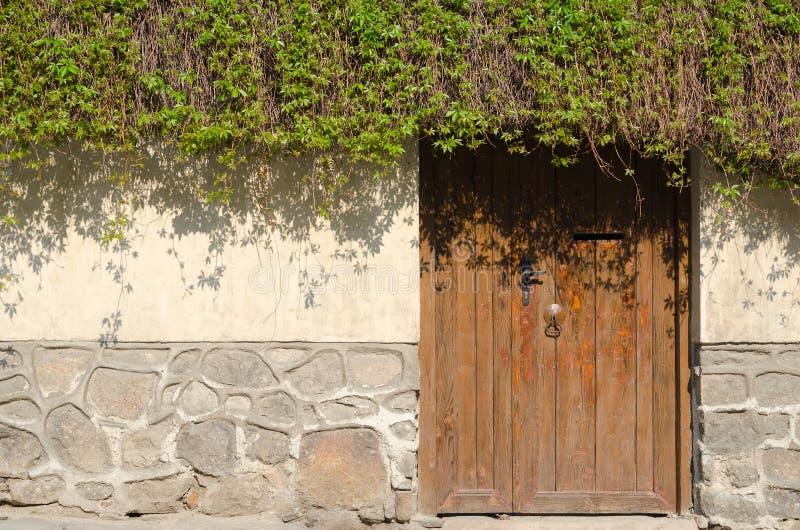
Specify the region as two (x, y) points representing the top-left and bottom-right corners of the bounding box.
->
(531, 149), (557, 494)
(474, 146), (495, 490)
(434, 150), (458, 507)
(491, 146), (514, 505)
(652, 160), (678, 508)
(511, 149), (531, 504)
(507, 151), (533, 511)
(453, 148), (478, 491)
(418, 140), (438, 514)
(635, 156), (655, 493)
(554, 152), (597, 491)
(594, 149), (638, 492)
(512, 150), (537, 504)
(510, 150), (526, 504)
(513, 147), (557, 509)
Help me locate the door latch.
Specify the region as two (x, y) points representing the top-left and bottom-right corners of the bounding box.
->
(520, 260), (545, 307)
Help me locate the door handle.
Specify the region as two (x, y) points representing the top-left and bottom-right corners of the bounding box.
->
(520, 261), (545, 307)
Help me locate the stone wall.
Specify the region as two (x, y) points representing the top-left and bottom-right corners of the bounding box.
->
(696, 344), (800, 528)
(0, 342), (420, 526)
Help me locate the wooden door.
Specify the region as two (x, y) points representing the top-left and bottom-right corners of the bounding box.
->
(418, 143), (690, 515)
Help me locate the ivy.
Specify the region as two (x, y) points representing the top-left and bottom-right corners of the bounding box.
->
(2, 0), (800, 195)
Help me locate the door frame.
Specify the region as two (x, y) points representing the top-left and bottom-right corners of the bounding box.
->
(416, 142), (693, 515)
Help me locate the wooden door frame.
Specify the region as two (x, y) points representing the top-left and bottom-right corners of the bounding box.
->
(417, 143), (693, 515)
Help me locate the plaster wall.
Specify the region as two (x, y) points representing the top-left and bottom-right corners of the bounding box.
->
(0, 143), (420, 343)
(693, 148), (800, 344)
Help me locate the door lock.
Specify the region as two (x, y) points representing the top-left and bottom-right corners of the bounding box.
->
(520, 260), (545, 307)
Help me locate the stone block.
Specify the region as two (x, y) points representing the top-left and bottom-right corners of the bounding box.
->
(0, 424), (45, 477)
(701, 411), (789, 454)
(395, 491), (417, 523)
(102, 348), (169, 368)
(288, 350), (345, 397)
(390, 421), (417, 441)
(264, 347), (311, 372)
(3, 475), (64, 505)
(177, 381), (219, 417)
(753, 372), (800, 407)
(198, 473), (287, 517)
(699, 348), (772, 368)
(726, 460), (758, 488)
(764, 487), (800, 519)
(0, 375), (30, 394)
(252, 391), (296, 425)
(358, 503), (385, 523)
(305, 508), (366, 530)
(761, 447), (800, 488)
(124, 473), (195, 514)
(245, 426), (290, 465)
(201, 348), (275, 388)
(319, 396), (377, 422)
(87, 368), (158, 420)
(33, 347), (92, 397)
(121, 419), (174, 468)
(392, 475), (412, 491)
(198, 468), (297, 519)
(197, 472), (288, 516)
(700, 373), (747, 406)
(0, 399), (40, 421)
(176, 419), (238, 476)
(169, 349), (201, 376)
(224, 395), (252, 415)
(775, 349), (800, 370)
(395, 451), (416, 479)
(698, 490), (764, 524)
(184, 488), (200, 510)
(385, 391), (418, 412)
(45, 404), (112, 473)
(346, 348), (403, 389)
(299, 428), (388, 510)
(76, 481), (113, 501)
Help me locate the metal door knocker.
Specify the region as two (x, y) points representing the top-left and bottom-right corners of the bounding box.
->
(544, 303), (563, 338)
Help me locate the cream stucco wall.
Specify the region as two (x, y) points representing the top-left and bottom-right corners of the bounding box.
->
(0, 143), (420, 343)
(693, 149), (800, 343)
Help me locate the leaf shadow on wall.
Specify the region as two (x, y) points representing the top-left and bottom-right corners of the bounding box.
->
(0, 142), (417, 344)
(697, 169), (800, 332)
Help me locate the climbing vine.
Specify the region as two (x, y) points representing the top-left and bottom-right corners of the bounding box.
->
(2, 0), (800, 194)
